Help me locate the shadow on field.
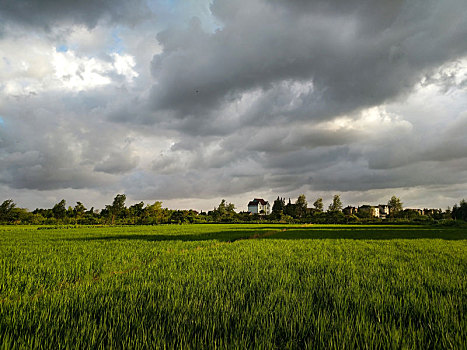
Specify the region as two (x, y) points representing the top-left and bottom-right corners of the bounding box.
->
(66, 226), (466, 242)
(67, 231), (251, 242)
(261, 227), (466, 241)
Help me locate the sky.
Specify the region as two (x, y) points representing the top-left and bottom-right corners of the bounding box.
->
(1, 0), (467, 212)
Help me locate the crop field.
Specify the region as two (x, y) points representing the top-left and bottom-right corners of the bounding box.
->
(1, 224), (466, 349)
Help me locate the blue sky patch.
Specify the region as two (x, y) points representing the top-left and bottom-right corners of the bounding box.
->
(111, 29), (124, 54)
(56, 44), (68, 52)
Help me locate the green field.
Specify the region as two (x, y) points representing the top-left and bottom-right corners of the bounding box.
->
(1, 224), (466, 349)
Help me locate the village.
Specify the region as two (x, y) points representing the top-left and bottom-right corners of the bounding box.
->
(246, 197), (443, 220)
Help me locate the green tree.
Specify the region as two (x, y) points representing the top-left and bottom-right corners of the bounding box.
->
(313, 198), (323, 212)
(217, 199), (227, 217)
(452, 199), (467, 221)
(284, 198), (296, 218)
(143, 201), (172, 224)
(106, 194), (127, 224)
(271, 197), (285, 220)
(212, 199), (236, 222)
(9, 207), (32, 223)
(170, 210), (184, 224)
(112, 194), (126, 213)
(226, 202), (236, 213)
(272, 197), (285, 214)
(52, 199), (67, 220)
(388, 195), (403, 216)
(144, 201), (166, 224)
(128, 201), (144, 224)
(66, 206), (74, 219)
(73, 202), (87, 221)
(328, 195), (343, 212)
(327, 210), (346, 224)
(295, 194), (307, 218)
(0, 199), (16, 222)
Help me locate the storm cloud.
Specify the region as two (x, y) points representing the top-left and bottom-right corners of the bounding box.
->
(0, 0), (466, 211)
(0, 0), (150, 30)
(150, 0), (467, 123)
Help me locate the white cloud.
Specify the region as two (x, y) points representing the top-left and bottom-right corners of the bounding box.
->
(52, 50), (113, 91)
(111, 53), (138, 81)
(0, 29), (138, 96)
(316, 106), (413, 135)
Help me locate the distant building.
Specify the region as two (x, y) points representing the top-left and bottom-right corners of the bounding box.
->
(248, 198), (271, 215)
(358, 205), (380, 218)
(378, 204), (390, 219)
(343, 206), (357, 216)
(423, 208), (441, 216)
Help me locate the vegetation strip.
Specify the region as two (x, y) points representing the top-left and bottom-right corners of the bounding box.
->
(1, 195), (466, 225)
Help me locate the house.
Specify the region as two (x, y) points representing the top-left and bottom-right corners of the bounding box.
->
(423, 208), (441, 216)
(343, 206), (357, 215)
(378, 204), (390, 219)
(358, 205), (380, 218)
(248, 198), (271, 215)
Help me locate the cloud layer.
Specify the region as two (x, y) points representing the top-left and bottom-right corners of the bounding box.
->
(1, 0), (467, 210)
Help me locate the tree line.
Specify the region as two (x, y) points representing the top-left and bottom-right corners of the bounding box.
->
(0, 194), (465, 225)
(265, 195), (455, 224)
(0, 195), (190, 225)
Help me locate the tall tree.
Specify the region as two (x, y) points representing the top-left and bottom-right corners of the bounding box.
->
(284, 199), (296, 217)
(452, 199), (467, 221)
(217, 199), (227, 217)
(0, 199), (16, 222)
(106, 194), (127, 224)
(144, 201), (168, 224)
(313, 198), (324, 212)
(73, 202), (86, 221)
(129, 201), (144, 224)
(388, 195), (403, 215)
(52, 199), (67, 220)
(226, 202), (236, 213)
(214, 199), (236, 221)
(272, 197), (285, 215)
(295, 194), (307, 218)
(112, 194), (126, 213)
(328, 195), (343, 212)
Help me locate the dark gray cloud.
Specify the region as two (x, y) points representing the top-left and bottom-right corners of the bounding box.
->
(0, 89), (138, 191)
(94, 151), (139, 175)
(0, 0), (151, 30)
(124, 168), (267, 201)
(149, 0), (467, 130)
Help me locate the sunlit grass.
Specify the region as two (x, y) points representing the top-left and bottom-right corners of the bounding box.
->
(1, 224), (466, 348)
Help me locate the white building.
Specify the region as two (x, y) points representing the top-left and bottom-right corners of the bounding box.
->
(247, 198), (271, 215)
(378, 204), (390, 219)
(358, 205), (380, 218)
